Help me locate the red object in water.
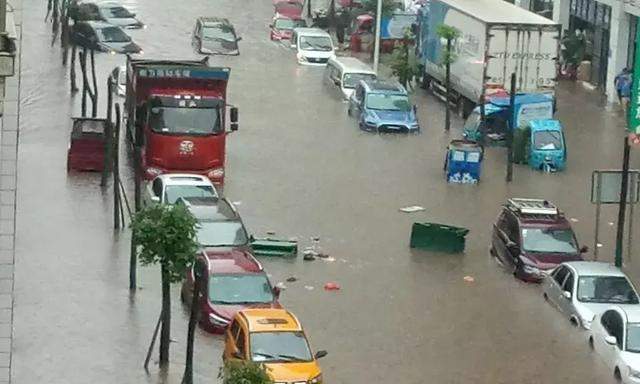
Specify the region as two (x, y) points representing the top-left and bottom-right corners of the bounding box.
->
(324, 282), (340, 291)
(67, 117), (107, 172)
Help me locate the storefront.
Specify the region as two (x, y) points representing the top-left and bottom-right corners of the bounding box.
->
(569, 0), (611, 87)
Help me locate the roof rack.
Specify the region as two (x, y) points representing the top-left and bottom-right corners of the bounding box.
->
(507, 198), (558, 216)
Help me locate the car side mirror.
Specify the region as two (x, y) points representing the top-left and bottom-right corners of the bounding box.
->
(580, 245), (589, 253)
(605, 335), (617, 346)
(230, 107), (239, 131)
(333, 78), (341, 86)
(273, 286), (281, 299)
(150, 195), (160, 203)
(236, 37), (243, 42)
(563, 291), (571, 299)
(314, 350), (328, 359)
(506, 241), (518, 250)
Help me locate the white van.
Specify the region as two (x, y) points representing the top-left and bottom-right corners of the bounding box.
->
(290, 28), (335, 66)
(323, 57), (377, 99)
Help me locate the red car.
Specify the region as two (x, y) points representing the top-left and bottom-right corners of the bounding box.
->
(490, 198), (587, 283)
(270, 15), (306, 41)
(181, 249), (282, 333)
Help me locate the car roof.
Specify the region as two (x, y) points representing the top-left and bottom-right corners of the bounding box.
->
(197, 17), (231, 26)
(563, 262), (627, 277)
(362, 79), (405, 94)
(293, 27), (330, 37)
(328, 57), (375, 75)
(85, 20), (118, 28)
(240, 309), (302, 332)
(177, 197), (240, 221)
(201, 249), (263, 274)
(503, 198), (568, 226)
(157, 173), (212, 186)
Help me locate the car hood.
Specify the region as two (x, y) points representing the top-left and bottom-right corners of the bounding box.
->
(104, 17), (142, 27)
(100, 41), (140, 53)
(299, 49), (334, 58)
(201, 39), (239, 55)
(264, 361), (321, 382)
(211, 302), (281, 322)
(368, 109), (415, 124)
(620, 351), (640, 370)
(523, 252), (583, 269)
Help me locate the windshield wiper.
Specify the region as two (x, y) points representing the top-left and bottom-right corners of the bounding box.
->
(276, 354), (306, 361)
(253, 352), (278, 360)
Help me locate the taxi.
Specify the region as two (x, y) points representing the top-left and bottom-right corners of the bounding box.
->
(223, 308), (327, 383)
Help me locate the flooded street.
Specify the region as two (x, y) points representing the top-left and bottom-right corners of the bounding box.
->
(9, 0), (639, 382)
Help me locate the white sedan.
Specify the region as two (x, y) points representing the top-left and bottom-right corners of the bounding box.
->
(589, 306), (640, 383)
(143, 174), (219, 207)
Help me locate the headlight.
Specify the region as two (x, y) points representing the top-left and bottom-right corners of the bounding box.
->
(309, 374), (322, 384)
(297, 53), (307, 62)
(579, 314), (595, 329)
(522, 264), (540, 274)
(208, 168), (224, 179)
(145, 167), (163, 178)
(109, 50), (116, 55)
(209, 313), (229, 326)
(629, 367), (640, 379)
(364, 119), (376, 126)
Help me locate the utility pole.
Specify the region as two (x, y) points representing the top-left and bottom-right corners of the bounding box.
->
(615, 136), (631, 268)
(0, 0), (6, 34)
(506, 73), (515, 182)
(372, 0), (382, 74)
(444, 37), (451, 131)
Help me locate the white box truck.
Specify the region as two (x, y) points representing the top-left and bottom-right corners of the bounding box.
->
(416, 0), (561, 117)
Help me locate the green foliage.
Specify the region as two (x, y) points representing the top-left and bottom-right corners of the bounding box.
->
(436, 24), (461, 65)
(130, 204), (199, 283)
(360, 0), (397, 17)
(219, 361), (274, 384)
(389, 29), (419, 89)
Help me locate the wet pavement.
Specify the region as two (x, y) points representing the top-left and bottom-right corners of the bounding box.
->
(9, 0), (640, 382)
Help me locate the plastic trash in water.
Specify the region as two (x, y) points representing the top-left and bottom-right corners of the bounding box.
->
(286, 276), (298, 282)
(400, 206), (426, 213)
(324, 282), (340, 291)
(463, 276), (475, 283)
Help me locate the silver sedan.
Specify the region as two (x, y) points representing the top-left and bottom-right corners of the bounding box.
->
(542, 261), (640, 329)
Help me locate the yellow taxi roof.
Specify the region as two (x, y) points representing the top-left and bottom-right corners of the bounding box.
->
(240, 308), (302, 333)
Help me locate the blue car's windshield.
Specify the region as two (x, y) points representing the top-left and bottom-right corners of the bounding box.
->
(366, 93), (411, 111)
(533, 130), (563, 150)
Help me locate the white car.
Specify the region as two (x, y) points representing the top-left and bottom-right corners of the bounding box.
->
(144, 174), (219, 207)
(543, 262), (639, 329)
(290, 28), (335, 66)
(589, 306), (640, 383)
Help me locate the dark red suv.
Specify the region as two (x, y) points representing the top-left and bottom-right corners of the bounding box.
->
(490, 198), (587, 282)
(181, 249), (282, 333)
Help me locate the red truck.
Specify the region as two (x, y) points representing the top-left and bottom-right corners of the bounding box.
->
(125, 58), (238, 186)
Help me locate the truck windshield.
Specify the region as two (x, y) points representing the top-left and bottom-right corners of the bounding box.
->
(533, 130), (562, 150)
(149, 107), (221, 135)
(366, 93), (411, 111)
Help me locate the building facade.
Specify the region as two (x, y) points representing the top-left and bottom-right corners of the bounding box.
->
(507, 0), (638, 104)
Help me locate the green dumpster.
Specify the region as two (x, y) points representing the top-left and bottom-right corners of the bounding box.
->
(250, 238), (298, 258)
(409, 222), (469, 253)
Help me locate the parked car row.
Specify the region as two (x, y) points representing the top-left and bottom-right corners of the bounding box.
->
(70, 1), (144, 54)
(143, 174), (327, 383)
(489, 198), (640, 383)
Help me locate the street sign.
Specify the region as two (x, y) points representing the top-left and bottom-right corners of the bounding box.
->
(629, 24), (640, 133)
(591, 170), (640, 204)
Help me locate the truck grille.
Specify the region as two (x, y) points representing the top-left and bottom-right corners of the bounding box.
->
(308, 57), (328, 64)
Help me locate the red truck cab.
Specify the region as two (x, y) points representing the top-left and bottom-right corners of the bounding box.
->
(125, 58), (238, 186)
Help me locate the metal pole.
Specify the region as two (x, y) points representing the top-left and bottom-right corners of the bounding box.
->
(444, 37), (451, 131)
(615, 136), (631, 268)
(0, 0), (7, 34)
(372, 0), (382, 74)
(594, 172), (602, 260)
(628, 190), (634, 262)
(506, 73), (515, 183)
(144, 310), (163, 372)
(113, 103), (121, 230)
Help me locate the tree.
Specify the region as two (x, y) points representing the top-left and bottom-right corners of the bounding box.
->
(436, 24), (461, 131)
(131, 204), (199, 367)
(219, 361), (274, 384)
(389, 28), (419, 90)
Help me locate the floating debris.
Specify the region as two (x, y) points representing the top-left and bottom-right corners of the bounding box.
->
(463, 276), (475, 283)
(286, 276), (298, 283)
(304, 285), (314, 291)
(324, 282), (340, 291)
(400, 205), (426, 213)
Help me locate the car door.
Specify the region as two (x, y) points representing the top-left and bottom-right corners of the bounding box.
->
(544, 265), (569, 310)
(558, 269), (575, 315)
(349, 84), (364, 118)
(595, 310), (622, 368)
(492, 210), (517, 268)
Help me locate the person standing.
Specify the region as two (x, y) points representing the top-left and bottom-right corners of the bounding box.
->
(615, 67), (632, 108)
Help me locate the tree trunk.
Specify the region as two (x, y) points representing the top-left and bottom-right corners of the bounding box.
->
(445, 38), (451, 131)
(159, 265), (171, 366)
(90, 49), (98, 117)
(182, 262), (204, 384)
